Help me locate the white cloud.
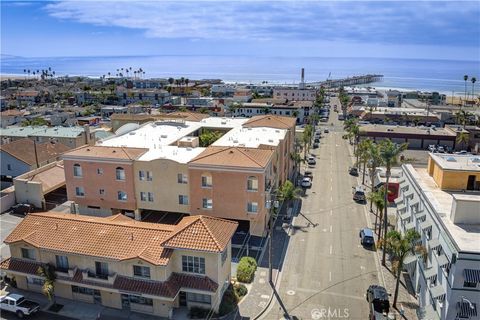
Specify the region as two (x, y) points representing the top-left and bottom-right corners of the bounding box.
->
(44, 1), (479, 45)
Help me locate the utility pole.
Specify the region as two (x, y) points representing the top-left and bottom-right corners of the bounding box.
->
(33, 139), (39, 168)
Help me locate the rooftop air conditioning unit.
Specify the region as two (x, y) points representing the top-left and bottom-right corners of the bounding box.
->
(161, 134), (168, 138)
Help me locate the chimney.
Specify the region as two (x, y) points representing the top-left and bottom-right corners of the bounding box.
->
(299, 68), (305, 89)
(301, 68), (305, 83)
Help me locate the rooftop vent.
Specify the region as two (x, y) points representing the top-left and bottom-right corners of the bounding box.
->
(387, 128), (394, 132)
(161, 134), (168, 138)
(268, 139), (274, 143)
(129, 132), (136, 135)
(233, 140), (239, 143)
(471, 157), (480, 163)
(446, 157), (456, 162)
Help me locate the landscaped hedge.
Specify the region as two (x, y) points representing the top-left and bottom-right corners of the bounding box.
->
(234, 283), (248, 298)
(236, 257), (257, 283)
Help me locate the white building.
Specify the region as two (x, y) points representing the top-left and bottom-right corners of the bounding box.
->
(273, 87), (317, 102)
(231, 102), (311, 124)
(395, 154), (480, 320)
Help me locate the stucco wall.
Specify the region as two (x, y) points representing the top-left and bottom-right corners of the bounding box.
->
(13, 179), (43, 209)
(0, 151), (31, 178)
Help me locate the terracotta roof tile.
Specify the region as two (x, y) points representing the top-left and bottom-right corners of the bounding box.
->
(0, 139), (70, 166)
(243, 115), (296, 129)
(161, 215), (238, 252)
(190, 146), (273, 168)
(62, 145), (148, 160)
(0, 258), (43, 275)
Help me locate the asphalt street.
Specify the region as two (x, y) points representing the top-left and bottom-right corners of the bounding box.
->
(264, 103), (382, 320)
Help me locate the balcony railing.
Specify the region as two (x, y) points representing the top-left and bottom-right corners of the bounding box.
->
(87, 271), (109, 280)
(82, 269), (117, 284)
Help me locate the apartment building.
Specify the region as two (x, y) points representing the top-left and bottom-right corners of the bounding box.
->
(232, 102), (312, 124)
(62, 115), (295, 236)
(1, 212), (237, 318)
(273, 87), (317, 101)
(395, 153), (480, 320)
(62, 146), (149, 217)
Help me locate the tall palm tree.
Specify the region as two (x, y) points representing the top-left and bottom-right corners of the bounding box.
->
(357, 139), (373, 185)
(37, 264), (57, 306)
(290, 152), (304, 176)
(472, 77), (477, 105)
(367, 188), (386, 236)
(302, 124), (313, 159)
(379, 139), (408, 266)
(463, 75), (469, 108)
(367, 142), (383, 212)
(384, 229), (422, 308)
(456, 131), (470, 151)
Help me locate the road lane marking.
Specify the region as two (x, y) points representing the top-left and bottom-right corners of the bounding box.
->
(329, 271), (332, 281)
(329, 245), (333, 255)
(330, 185), (333, 191)
(330, 225), (333, 232)
(330, 210), (332, 216)
(330, 196), (333, 201)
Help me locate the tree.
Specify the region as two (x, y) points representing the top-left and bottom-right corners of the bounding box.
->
(22, 117), (48, 127)
(463, 75), (469, 109)
(168, 77), (174, 85)
(356, 139), (372, 184)
(384, 229), (422, 308)
(302, 124), (313, 158)
(199, 129), (223, 147)
(277, 180), (302, 208)
(472, 77), (477, 105)
(379, 139), (408, 266)
(37, 264), (57, 306)
(367, 188), (386, 237)
(456, 131), (469, 150)
(290, 152), (304, 175)
(367, 142), (383, 212)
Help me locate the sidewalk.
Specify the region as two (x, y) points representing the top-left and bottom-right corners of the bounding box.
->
(0, 285), (167, 320)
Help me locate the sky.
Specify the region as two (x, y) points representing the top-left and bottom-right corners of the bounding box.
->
(1, 0), (480, 60)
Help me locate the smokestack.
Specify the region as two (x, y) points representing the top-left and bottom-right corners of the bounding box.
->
(299, 68), (305, 89)
(301, 68), (305, 83)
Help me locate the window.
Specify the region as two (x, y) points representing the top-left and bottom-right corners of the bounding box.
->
(133, 265), (151, 279)
(116, 167), (125, 180)
(148, 192), (154, 202)
(187, 292), (211, 304)
(177, 173), (188, 184)
(139, 170), (146, 181)
(21, 248), (35, 260)
(72, 286), (99, 296)
(55, 255), (69, 272)
(27, 277), (44, 286)
(247, 202), (258, 213)
(75, 186), (85, 197)
(94, 261), (109, 279)
(97, 168), (103, 175)
(99, 189), (105, 195)
(127, 295), (153, 306)
(202, 198), (213, 209)
(201, 175), (212, 187)
(247, 176), (258, 191)
(182, 256), (206, 274)
(179, 195), (189, 205)
(140, 192), (147, 201)
(73, 164), (82, 177)
(117, 191), (127, 201)
(146, 171), (153, 181)
(221, 249), (228, 266)
(464, 281), (477, 288)
(7, 164), (11, 171)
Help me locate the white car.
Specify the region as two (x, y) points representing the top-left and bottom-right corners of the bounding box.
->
(307, 156), (316, 166)
(301, 177), (312, 188)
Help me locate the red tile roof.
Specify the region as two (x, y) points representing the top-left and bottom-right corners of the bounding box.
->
(190, 146), (273, 169)
(0, 139), (70, 166)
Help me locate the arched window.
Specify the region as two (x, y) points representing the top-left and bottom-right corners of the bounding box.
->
(116, 167), (125, 180)
(73, 164), (82, 177)
(117, 191), (127, 201)
(247, 176), (258, 191)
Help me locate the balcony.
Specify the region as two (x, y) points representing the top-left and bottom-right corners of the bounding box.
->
(83, 269), (117, 284)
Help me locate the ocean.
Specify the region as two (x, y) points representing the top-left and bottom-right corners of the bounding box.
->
(1, 55), (479, 95)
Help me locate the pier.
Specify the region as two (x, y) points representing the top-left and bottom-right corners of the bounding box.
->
(314, 74), (383, 88)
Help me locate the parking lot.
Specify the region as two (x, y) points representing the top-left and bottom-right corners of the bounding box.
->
(0, 212), (24, 260)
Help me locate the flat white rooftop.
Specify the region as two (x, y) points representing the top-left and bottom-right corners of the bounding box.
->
(408, 165), (480, 252)
(138, 145), (205, 163)
(198, 117), (248, 128)
(213, 126), (286, 148)
(430, 153), (480, 172)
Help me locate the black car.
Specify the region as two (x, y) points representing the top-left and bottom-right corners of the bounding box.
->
(314, 138), (320, 143)
(11, 204), (34, 215)
(349, 167), (359, 176)
(366, 285), (390, 319)
(313, 143), (319, 149)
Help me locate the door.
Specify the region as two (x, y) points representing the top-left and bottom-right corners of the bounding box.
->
(93, 290), (102, 304)
(467, 175), (476, 190)
(121, 294), (130, 310)
(179, 292), (187, 306)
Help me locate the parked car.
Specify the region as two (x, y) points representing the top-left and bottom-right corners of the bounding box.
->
(353, 186), (366, 202)
(427, 144), (436, 152)
(349, 167), (359, 176)
(359, 228), (375, 247)
(11, 204), (34, 216)
(307, 156), (316, 166)
(301, 177), (312, 188)
(314, 138), (320, 143)
(455, 150), (469, 155)
(366, 285), (390, 320)
(313, 143), (319, 149)
(320, 118), (328, 122)
(324, 129), (329, 133)
(0, 293), (40, 318)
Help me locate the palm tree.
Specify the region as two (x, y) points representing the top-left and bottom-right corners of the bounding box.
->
(185, 78), (189, 87)
(356, 139), (373, 184)
(379, 139), (408, 266)
(277, 180), (302, 209)
(290, 152), (304, 176)
(456, 131), (470, 151)
(384, 229), (422, 308)
(302, 124), (313, 159)
(463, 75), (469, 108)
(367, 188), (386, 236)
(37, 264), (57, 306)
(367, 142), (383, 212)
(168, 77), (174, 85)
(472, 77), (477, 105)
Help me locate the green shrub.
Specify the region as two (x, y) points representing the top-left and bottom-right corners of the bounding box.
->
(236, 257), (257, 283)
(234, 283), (248, 298)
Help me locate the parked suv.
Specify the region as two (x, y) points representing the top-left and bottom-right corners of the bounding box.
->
(366, 285), (390, 319)
(353, 186), (366, 202)
(359, 228), (375, 247)
(307, 156), (316, 166)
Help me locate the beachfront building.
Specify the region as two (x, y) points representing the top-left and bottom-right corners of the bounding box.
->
(395, 153), (480, 320)
(62, 115), (295, 236)
(0, 212), (237, 318)
(231, 102), (312, 124)
(273, 87), (316, 101)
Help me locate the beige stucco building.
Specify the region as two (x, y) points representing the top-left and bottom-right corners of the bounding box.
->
(1, 212), (237, 318)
